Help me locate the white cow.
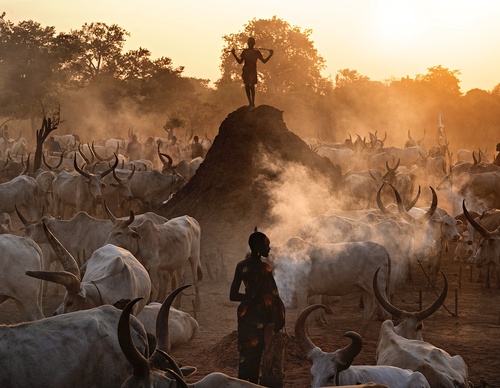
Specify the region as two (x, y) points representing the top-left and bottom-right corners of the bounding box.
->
(0, 234), (44, 321)
(158, 151), (203, 182)
(271, 237), (392, 335)
(136, 302), (199, 350)
(52, 155), (117, 217)
(373, 269), (471, 387)
(0, 305), (149, 387)
(27, 222), (151, 316)
(0, 174), (40, 219)
(104, 210), (202, 307)
(295, 304), (430, 388)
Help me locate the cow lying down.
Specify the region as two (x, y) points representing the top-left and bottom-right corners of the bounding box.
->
(114, 299), (199, 351)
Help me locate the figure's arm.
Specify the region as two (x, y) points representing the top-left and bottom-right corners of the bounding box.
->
(229, 263), (246, 302)
(261, 49), (274, 64)
(231, 48), (244, 64)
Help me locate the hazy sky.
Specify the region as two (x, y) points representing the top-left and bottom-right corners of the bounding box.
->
(4, 0), (500, 92)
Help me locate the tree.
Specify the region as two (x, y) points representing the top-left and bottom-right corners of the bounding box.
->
(66, 22), (129, 84)
(218, 16), (332, 95)
(0, 14), (67, 121)
(415, 65), (462, 97)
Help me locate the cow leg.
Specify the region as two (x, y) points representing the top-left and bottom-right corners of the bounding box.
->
(148, 268), (161, 302)
(308, 295), (327, 326)
(359, 290), (376, 337)
(189, 256), (202, 310)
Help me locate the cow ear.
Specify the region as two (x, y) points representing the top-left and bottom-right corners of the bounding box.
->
(131, 231), (142, 240)
(180, 366), (197, 377)
(110, 182), (119, 187)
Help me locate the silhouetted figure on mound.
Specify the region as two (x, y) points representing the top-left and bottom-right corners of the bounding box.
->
(231, 37), (273, 110)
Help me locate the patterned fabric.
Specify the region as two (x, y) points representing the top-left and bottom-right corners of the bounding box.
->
(236, 258), (285, 353)
(233, 257), (285, 383)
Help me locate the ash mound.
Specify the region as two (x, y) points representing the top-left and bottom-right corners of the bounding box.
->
(159, 105), (340, 259)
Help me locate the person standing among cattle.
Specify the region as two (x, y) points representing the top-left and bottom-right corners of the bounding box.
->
(231, 37), (273, 110)
(494, 142), (500, 166)
(191, 135), (204, 159)
(229, 229), (285, 385)
(126, 134), (142, 161)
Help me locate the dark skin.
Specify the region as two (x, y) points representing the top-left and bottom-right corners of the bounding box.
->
(229, 236), (271, 302)
(231, 38), (273, 109)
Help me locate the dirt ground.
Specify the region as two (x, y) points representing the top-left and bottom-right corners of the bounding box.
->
(1, 239), (499, 388)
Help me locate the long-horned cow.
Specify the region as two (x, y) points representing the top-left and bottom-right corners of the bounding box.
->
(270, 237), (392, 335)
(295, 304), (430, 387)
(52, 154), (118, 217)
(118, 286), (269, 387)
(0, 305), (149, 387)
(26, 222), (151, 316)
(373, 269), (471, 387)
(104, 208), (202, 308)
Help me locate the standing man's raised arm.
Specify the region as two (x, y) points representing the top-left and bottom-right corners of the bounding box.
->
(231, 48), (244, 64)
(261, 49), (274, 64)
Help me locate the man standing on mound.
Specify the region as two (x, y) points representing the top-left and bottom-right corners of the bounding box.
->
(231, 37), (273, 109)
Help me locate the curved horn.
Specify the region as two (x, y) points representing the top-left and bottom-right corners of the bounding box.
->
(408, 129), (413, 140)
(43, 221), (80, 278)
(463, 200), (491, 238)
(405, 185), (421, 211)
(373, 267), (404, 319)
(74, 154), (91, 179)
(26, 270), (80, 293)
(153, 284), (191, 362)
(125, 210), (135, 227)
(92, 141), (114, 162)
(118, 297), (151, 378)
(369, 169), (379, 182)
(78, 143), (92, 165)
(376, 183), (390, 214)
(103, 201), (117, 223)
(295, 304), (331, 357)
(386, 158), (400, 173)
(43, 151), (65, 171)
(392, 185), (414, 223)
(112, 166), (124, 183)
(99, 154), (119, 178)
(415, 271), (448, 321)
(337, 331), (363, 366)
(472, 151), (478, 165)
(422, 186), (438, 221)
(127, 164), (136, 180)
(15, 205), (31, 226)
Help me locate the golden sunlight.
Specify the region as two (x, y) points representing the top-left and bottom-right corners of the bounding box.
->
(374, 1), (423, 44)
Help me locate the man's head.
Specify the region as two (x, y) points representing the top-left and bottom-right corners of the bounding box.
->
(194, 135), (199, 142)
(496, 142), (500, 152)
(247, 37), (256, 48)
(248, 229), (271, 257)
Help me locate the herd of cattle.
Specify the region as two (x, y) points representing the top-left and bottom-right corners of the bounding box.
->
(0, 125), (499, 387)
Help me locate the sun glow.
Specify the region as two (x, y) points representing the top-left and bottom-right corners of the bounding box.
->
(374, 1), (423, 44)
